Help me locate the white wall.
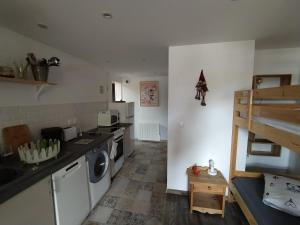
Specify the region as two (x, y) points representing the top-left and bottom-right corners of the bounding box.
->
(254, 48), (300, 83)
(247, 47), (300, 171)
(0, 26), (108, 106)
(0, 26), (108, 152)
(168, 40), (255, 191)
(113, 75), (168, 140)
(0, 102), (107, 153)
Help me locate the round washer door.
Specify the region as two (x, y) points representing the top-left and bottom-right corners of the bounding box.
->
(90, 150), (109, 183)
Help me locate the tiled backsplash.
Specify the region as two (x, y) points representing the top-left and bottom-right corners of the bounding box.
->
(0, 101), (107, 153)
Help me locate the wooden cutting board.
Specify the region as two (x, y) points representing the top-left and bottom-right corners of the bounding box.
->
(2, 125), (31, 153)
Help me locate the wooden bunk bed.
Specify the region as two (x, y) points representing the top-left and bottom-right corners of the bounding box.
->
(229, 84), (300, 225)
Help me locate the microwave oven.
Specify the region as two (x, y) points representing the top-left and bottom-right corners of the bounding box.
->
(98, 110), (120, 127)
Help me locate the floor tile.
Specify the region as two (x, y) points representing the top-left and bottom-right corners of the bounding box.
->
(112, 177), (130, 189)
(115, 197), (135, 212)
(99, 195), (119, 208)
(82, 141), (249, 225)
(140, 182), (153, 191)
(82, 221), (103, 225)
(136, 190), (152, 202)
(106, 209), (146, 225)
(135, 164), (148, 175)
(106, 209), (132, 225)
(145, 217), (163, 225)
(132, 200), (151, 215)
(131, 173), (145, 182)
(89, 206), (113, 224)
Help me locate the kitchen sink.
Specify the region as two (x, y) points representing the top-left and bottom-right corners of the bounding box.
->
(0, 167), (23, 186)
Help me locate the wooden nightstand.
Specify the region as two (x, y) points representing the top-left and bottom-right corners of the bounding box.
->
(187, 166), (228, 217)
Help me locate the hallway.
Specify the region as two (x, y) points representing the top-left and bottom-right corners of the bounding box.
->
(83, 141), (248, 225)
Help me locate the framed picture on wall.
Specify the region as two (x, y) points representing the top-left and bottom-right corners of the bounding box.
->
(140, 81), (159, 107)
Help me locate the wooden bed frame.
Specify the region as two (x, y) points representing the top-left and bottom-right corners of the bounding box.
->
(228, 84), (300, 225)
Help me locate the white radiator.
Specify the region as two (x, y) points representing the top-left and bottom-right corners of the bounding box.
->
(139, 123), (160, 141)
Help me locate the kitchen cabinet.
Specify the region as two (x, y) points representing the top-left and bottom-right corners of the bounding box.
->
(124, 125), (134, 158)
(0, 176), (55, 225)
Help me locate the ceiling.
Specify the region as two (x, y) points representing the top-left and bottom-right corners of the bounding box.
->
(0, 0), (300, 77)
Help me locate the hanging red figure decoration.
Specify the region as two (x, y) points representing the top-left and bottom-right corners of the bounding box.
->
(195, 70), (208, 106)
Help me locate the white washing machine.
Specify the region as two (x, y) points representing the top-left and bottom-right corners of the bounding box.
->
(86, 143), (111, 210)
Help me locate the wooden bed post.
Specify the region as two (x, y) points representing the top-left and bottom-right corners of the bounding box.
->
(247, 90), (253, 130)
(227, 84), (300, 225)
(228, 92), (240, 202)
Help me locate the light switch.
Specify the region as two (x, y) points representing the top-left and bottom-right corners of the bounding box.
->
(99, 85), (104, 94)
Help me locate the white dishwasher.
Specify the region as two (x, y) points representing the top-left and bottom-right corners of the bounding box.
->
(52, 156), (90, 225)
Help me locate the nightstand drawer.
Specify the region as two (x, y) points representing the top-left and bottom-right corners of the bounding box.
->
(193, 184), (224, 194)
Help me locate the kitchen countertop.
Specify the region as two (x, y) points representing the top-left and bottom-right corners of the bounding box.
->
(0, 132), (113, 204)
(118, 123), (133, 128)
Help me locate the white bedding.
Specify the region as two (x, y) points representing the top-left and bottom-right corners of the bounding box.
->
(253, 116), (300, 136)
(263, 173), (300, 217)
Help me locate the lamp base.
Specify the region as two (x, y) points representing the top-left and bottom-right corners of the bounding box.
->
(208, 169), (217, 176)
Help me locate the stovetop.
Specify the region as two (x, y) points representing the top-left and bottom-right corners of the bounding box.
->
(97, 127), (121, 133)
(88, 126), (124, 135)
(74, 139), (95, 145)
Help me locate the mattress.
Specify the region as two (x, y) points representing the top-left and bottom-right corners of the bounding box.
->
(232, 177), (300, 225)
(253, 116), (300, 136)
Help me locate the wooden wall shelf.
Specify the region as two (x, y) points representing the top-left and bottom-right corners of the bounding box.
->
(0, 77), (57, 99)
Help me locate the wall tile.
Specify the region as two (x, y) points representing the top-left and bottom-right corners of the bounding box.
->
(0, 102), (107, 153)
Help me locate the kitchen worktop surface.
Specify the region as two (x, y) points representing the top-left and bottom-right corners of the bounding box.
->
(0, 131), (113, 204)
(118, 123), (133, 128)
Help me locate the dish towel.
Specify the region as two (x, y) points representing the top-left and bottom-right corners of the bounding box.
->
(110, 141), (118, 160)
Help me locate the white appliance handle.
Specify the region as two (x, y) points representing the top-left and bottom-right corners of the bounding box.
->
(114, 136), (123, 142)
(63, 161), (82, 179)
(53, 161), (82, 193)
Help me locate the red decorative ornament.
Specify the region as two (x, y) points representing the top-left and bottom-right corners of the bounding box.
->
(192, 165), (201, 176)
(195, 70), (208, 106)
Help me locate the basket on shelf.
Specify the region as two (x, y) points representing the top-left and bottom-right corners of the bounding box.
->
(17, 139), (60, 164)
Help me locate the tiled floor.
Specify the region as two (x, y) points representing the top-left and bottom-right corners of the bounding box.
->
(83, 141), (248, 225)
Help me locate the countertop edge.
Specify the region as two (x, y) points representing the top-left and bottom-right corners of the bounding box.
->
(0, 133), (113, 204)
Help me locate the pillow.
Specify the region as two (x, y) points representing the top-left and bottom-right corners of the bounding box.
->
(263, 173), (300, 217)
